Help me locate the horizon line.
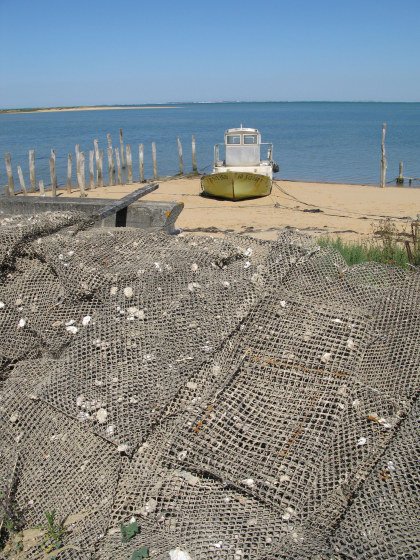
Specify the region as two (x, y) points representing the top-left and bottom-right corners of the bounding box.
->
(1, 100), (420, 111)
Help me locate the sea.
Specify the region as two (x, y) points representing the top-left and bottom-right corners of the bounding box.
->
(0, 102), (419, 191)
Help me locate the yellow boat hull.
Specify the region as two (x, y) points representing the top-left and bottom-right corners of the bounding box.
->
(201, 172), (272, 201)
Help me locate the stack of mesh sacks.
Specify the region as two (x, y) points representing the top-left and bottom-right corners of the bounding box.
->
(0, 212), (418, 559)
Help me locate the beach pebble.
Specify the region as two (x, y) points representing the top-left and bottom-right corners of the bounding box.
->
(123, 286), (133, 298)
(222, 281), (230, 288)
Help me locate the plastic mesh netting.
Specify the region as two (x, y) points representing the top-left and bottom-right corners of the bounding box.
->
(0, 212), (418, 559)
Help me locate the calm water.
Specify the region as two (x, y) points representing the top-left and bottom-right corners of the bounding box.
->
(1, 102), (419, 191)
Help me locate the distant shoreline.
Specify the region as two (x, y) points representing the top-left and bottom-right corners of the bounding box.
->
(0, 105), (183, 115)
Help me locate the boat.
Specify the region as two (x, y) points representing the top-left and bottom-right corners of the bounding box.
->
(201, 126), (278, 201)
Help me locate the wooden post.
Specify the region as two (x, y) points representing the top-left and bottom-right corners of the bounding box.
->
(380, 123), (387, 188)
(66, 154), (72, 193)
(39, 179), (45, 195)
(119, 128), (126, 168)
(17, 166), (27, 195)
(4, 153), (14, 196)
(89, 150), (95, 189)
(126, 144), (133, 183)
(397, 161), (404, 185)
(49, 149), (57, 196)
(29, 149), (36, 192)
(139, 144), (145, 182)
(107, 146), (114, 186)
(98, 150), (104, 187)
(107, 133), (112, 149)
(177, 137), (184, 175)
(152, 142), (158, 179)
(75, 144), (80, 159)
(77, 151), (86, 196)
(191, 135), (198, 173)
(115, 148), (122, 184)
(94, 139), (100, 187)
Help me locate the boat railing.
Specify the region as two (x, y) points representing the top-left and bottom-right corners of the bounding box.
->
(214, 143), (273, 166)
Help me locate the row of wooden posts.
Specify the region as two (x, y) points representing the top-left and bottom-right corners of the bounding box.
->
(3, 129), (199, 196)
(379, 122), (415, 187)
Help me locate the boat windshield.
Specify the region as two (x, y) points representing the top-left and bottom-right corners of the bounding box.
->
(226, 135), (241, 145)
(243, 134), (257, 144)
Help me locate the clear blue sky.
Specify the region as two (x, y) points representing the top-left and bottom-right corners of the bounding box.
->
(0, 0), (419, 107)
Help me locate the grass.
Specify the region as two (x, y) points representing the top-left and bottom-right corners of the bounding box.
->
(318, 236), (411, 267)
(318, 218), (420, 269)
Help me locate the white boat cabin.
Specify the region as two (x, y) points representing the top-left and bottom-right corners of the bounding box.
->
(213, 126), (276, 178)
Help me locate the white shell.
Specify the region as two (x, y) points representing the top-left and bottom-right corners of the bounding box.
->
(346, 338), (355, 350)
(66, 325), (78, 334)
(169, 549), (192, 560)
(321, 352), (332, 364)
(82, 315), (92, 326)
(96, 408), (108, 424)
(0, 301), (5, 309)
(191, 263), (198, 272)
(18, 318), (26, 328)
(357, 436), (367, 446)
(123, 287), (133, 298)
(117, 444), (129, 453)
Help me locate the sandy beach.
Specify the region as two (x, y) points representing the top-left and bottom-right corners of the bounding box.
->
(0, 105), (182, 115)
(28, 176), (420, 241)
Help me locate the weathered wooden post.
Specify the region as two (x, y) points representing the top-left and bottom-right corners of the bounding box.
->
(29, 149), (36, 192)
(115, 148), (122, 184)
(119, 128), (126, 168)
(17, 166), (27, 195)
(107, 133), (112, 149)
(4, 153), (14, 196)
(192, 135), (198, 173)
(139, 144), (145, 182)
(380, 123), (387, 188)
(77, 151), (86, 196)
(177, 137), (184, 175)
(126, 144), (133, 183)
(152, 142), (158, 179)
(66, 154), (72, 193)
(98, 150), (104, 187)
(38, 179), (45, 195)
(397, 161), (404, 185)
(49, 149), (57, 196)
(107, 146), (114, 186)
(94, 139), (100, 186)
(89, 150), (95, 189)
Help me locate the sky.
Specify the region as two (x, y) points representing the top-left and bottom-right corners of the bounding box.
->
(0, 0), (419, 107)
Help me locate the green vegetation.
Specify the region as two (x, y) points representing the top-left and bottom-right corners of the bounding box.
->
(42, 510), (66, 556)
(318, 218), (420, 268)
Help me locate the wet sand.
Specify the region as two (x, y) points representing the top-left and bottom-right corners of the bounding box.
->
(28, 176), (420, 241)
